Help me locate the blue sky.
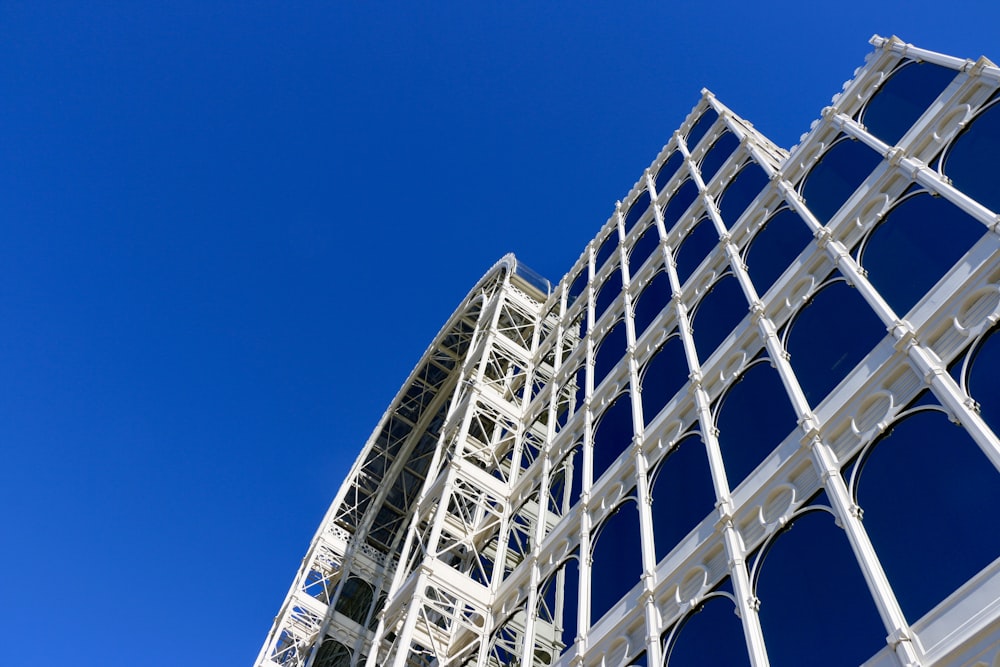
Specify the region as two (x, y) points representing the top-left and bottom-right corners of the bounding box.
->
(1, 3), (999, 665)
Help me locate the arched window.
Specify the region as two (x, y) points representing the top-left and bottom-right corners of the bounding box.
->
(665, 591), (749, 666)
(714, 361), (796, 488)
(623, 190), (652, 233)
(566, 268), (588, 308)
(860, 192), (982, 315)
(314, 638), (352, 667)
(547, 555), (580, 656)
(674, 219), (717, 286)
(753, 508), (884, 665)
(592, 392), (634, 481)
(593, 320), (627, 388)
(699, 132), (740, 185)
(685, 108), (718, 150)
(854, 407), (1000, 620)
(649, 434), (715, 560)
(717, 163), (769, 226)
(632, 271), (672, 340)
(628, 224), (662, 275)
(334, 576), (375, 626)
(785, 280), (884, 404)
(596, 232), (619, 271)
(655, 151), (685, 193)
(967, 326), (1000, 436)
(594, 269), (623, 321)
(861, 61), (956, 145)
(744, 208), (812, 295)
(661, 180), (700, 233)
(800, 138), (883, 224)
(590, 496), (642, 624)
(691, 275), (745, 363)
(943, 99), (1000, 214)
(639, 334), (687, 426)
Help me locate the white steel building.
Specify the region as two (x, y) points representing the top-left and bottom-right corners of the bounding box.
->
(256, 36), (1000, 666)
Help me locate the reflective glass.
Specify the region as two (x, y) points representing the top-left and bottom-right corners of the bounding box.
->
(691, 275), (745, 362)
(863, 193), (982, 314)
(590, 498), (641, 624)
(628, 224), (661, 274)
(862, 62), (956, 145)
(632, 271), (672, 339)
(970, 327), (1000, 435)
(567, 269), (588, 307)
(801, 138), (882, 224)
(596, 232), (619, 269)
(623, 190), (651, 233)
(650, 434), (715, 560)
(717, 163), (769, 225)
(674, 219), (717, 286)
(593, 320), (627, 387)
(667, 595), (750, 667)
(640, 334), (686, 424)
(661, 180), (699, 232)
(593, 393), (633, 479)
(786, 281), (884, 404)
(655, 151), (685, 193)
(699, 132), (740, 185)
(745, 209), (812, 295)
(685, 108), (718, 151)
(945, 101), (1000, 214)
(715, 363), (796, 487)
(594, 269), (622, 321)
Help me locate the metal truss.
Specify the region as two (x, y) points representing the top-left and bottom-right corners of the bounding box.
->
(258, 36), (1000, 667)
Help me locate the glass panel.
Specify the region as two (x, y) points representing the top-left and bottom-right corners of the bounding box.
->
(858, 409), (1000, 620)
(715, 363), (796, 488)
(594, 269), (623, 321)
(745, 209), (812, 295)
(639, 335), (687, 425)
(691, 275), (745, 362)
(596, 232), (619, 270)
(970, 327), (1000, 436)
(699, 132), (740, 185)
(590, 498), (642, 624)
(755, 511), (884, 665)
(649, 434), (715, 560)
(685, 108), (718, 151)
(593, 393), (634, 481)
(551, 557), (580, 656)
(628, 224), (662, 275)
(593, 320), (627, 387)
(786, 281), (884, 404)
(674, 219), (717, 286)
(862, 193), (982, 315)
(655, 151), (685, 193)
(314, 639), (352, 667)
(666, 595), (750, 666)
(944, 101), (1000, 214)
(661, 180), (700, 232)
(623, 190), (652, 233)
(633, 271), (672, 340)
(567, 269), (588, 307)
(801, 138), (882, 224)
(717, 163), (769, 226)
(862, 61), (956, 145)
(334, 577), (374, 625)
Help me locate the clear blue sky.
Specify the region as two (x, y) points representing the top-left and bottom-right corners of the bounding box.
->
(1, 3), (998, 665)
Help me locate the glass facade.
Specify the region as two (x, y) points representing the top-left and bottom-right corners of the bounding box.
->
(258, 37), (1000, 667)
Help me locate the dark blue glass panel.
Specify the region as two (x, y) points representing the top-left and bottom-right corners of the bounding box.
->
(685, 108), (718, 150)
(593, 320), (627, 387)
(699, 132), (740, 185)
(863, 62), (956, 145)
(674, 219), (717, 286)
(667, 595), (750, 667)
(593, 393), (634, 480)
(633, 271), (672, 339)
(786, 281), (884, 404)
(552, 557), (580, 654)
(756, 512), (884, 666)
(655, 151), (685, 193)
(970, 327), (1000, 436)
(596, 232), (619, 270)
(718, 163), (769, 226)
(745, 209), (812, 295)
(628, 652), (647, 666)
(662, 180), (700, 233)
(624, 190), (652, 233)
(595, 269), (623, 321)
(945, 102), (1000, 214)
(567, 269), (588, 307)
(629, 224), (662, 275)
(590, 498), (642, 624)
(801, 139), (882, 224)
(640, 335), (686, 424)
(859, 409), (1000, 620)
(715, 363), (796, 487)
(692, 275), (745, 362)
(863, 193), (982, 314)
(650, 434), (715, 560)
